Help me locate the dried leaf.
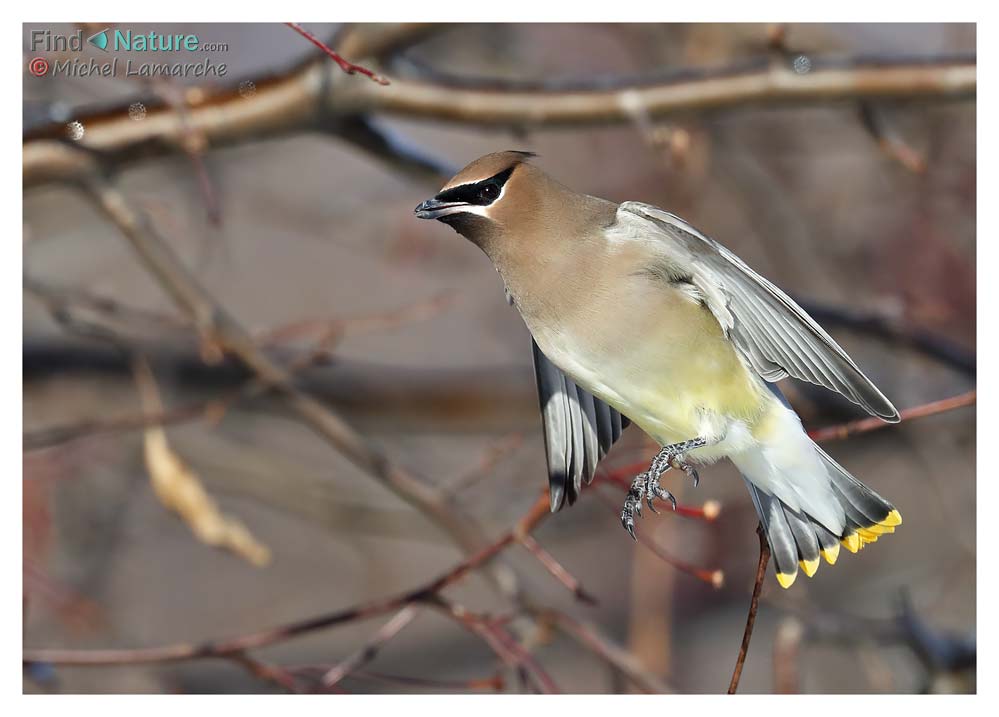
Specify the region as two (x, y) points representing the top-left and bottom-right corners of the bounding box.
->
(135, 358), (271, 567)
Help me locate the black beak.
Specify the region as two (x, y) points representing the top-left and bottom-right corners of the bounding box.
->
(414, 198), (468, 220)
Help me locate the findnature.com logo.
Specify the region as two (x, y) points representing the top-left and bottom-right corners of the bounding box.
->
(28, 27), (230, 78)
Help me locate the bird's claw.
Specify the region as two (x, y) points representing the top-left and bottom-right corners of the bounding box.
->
(620, 440), (706, 539)
(644, 470), (676, 514)
(670, 454), (700, 488)
(620, 474), (645, 540)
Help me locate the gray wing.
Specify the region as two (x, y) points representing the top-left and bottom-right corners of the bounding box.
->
(619, 202), (899, 422)
(532, 339), (630, 512)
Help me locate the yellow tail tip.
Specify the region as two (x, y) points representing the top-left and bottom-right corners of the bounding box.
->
(882, 509), (902, 527)
(864, 523), (895, 536)
(799, 557), (820, 577)
(820, 543), (840, 565)
(857, 528), (881, 543)
(841, 532), (861, 553)
(776, 571), (798, 589)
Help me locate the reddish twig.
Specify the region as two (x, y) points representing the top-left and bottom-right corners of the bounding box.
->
(517, 534), (597, 604)
(228, 651), (304, 693)
(428, 596), (560, 694)
(728, 524), (770, 694)
(594, 490), (724, 589)
(858, 102), (927, 174)
(676, 500), (722, 522)
(808, 390), (976, 443)
(595, 466), (720, 522)
(285, 22), (389, 85)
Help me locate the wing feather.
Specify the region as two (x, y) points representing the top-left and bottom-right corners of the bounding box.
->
(532, 339), (631, 511)
(618, 202), (899, 421)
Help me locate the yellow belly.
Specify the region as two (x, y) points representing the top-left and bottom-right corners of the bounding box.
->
(529, 279), (769, 451)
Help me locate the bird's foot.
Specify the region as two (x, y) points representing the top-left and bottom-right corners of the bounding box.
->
(619, 437), (709, 538)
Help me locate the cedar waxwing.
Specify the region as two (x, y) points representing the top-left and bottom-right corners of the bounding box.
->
(415, 151), (902, 588)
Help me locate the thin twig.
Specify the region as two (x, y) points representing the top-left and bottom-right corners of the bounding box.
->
(429, 596), (560, 694)
(545, 611), (671, 694)
(858, 101), (927, 174)
(285, 22), (389, 85)
(228, 651), (304, 693)
(594, 489), (724, 588)
(23, 397), (229, 452)
(149, 78), (222, 224)
(517, 535), (597, 604)
(808, 390), (976, 443)
(728, 524), (770, 694)
(319, 606), (421, 690)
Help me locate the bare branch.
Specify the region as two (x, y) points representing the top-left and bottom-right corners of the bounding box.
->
(23, 53), (975, 188)
(728, 524), (770, 694)
(518, 534), (597, 604)
(319, 606), (421, 690)
(429, 596), (559, 694)
(808, 390), (976, 443)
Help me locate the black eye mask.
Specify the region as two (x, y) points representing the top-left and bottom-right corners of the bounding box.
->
(433, 166), (515, 207)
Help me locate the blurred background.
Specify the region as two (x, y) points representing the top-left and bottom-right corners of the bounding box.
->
(22, 23), (976, 694)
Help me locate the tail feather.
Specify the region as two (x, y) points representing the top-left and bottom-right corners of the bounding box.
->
(809, 517), (841, 565)
(742, 385), (900, 587)
(782, 504), (821, 577)
(818, 445), (900, 528)
(746, 480), (800, 587)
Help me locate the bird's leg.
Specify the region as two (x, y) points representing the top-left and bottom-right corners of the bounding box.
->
(621, 436), (709, 539)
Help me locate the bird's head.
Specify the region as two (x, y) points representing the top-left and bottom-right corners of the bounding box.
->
(414, 151), (540, 250)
